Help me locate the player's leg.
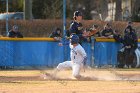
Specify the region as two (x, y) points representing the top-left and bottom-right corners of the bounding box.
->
(56, 61), (72, 70)
(52, 61), (72, 78)
(117, 50), (125, 68)
(43, 61), (72, 79)
(72, 63), (96, 80)
(72, 63), (82, 79)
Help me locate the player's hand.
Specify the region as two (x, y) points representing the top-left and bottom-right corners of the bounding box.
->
(107, 35), (113, 38)
(83, 31), (90, 37)
(54, 37), (62, 41)
(82, 56), (87, 65)
(58, 43), (63, 46)
(125, 45), (131, 48)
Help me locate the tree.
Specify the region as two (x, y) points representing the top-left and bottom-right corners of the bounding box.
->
(68, 0), (92, 19)
(9, 0), (23, 12)
(32, 0), (45, 19)
(24, 0), (32, 20)
(132, 0), (140, 22)
(32, 0), (63, 19)
(0, 0), (23, 13)
(0, 0), (6, 13)
(115, 0), (122, 21)
(83, 0), (92, 19)
(98, 0), (108, 20)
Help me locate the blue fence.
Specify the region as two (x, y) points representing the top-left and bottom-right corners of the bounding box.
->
(94, 42), (121, 67)
(0, 40), (64, 67)
(0, 38), (128, 67)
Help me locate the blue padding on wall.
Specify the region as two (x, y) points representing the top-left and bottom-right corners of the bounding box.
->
(94, 42), (121, 66)
(0, 40), (126, 67)
(0, 41), (14, 66)
(82, 42), (92, 66)
(0, 41), (65, 67)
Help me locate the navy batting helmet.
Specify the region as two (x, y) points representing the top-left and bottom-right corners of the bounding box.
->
(70, 34), (79, 44)
(73, 11), (82, 17)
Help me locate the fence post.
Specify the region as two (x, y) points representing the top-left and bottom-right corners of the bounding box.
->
(63, 0), (67, 61)
(6, 0), (9, 35)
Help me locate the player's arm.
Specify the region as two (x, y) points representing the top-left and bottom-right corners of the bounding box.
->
(69, 23), (76, 34)
(69, 23), (84, 37)
(78, 47), (87, 72)
(82, 56), (87, 66)
(58, 38), (70, 46)
(8, 32), (16, 38)
(78, 47), (87, 64)
(17, 32), (23, 38)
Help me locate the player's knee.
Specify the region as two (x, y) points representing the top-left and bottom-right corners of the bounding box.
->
(73, 73), (81, 79)
(56, 63), (63, 70)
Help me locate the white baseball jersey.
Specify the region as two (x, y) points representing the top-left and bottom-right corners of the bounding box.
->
(70, 43), (87, 64)
(56, 43), (87, 78)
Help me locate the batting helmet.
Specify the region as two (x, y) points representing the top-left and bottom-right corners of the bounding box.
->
(70, 34), (79, 44)
(73, 11), (82, 17)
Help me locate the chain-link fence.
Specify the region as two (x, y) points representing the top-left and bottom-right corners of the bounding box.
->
(0, 0), (140, 37)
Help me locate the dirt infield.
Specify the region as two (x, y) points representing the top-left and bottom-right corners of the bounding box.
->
(0, 69), (140, 93)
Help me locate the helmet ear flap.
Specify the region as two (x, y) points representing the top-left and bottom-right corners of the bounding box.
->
(73, 16), (76, 20)
(73, 11), (82, 20)
(73, 11), (82, 17)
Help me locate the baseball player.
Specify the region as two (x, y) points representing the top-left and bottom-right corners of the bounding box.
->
(8, 25), (23, 38)
(50, 34), (87, 79)
(69, 11), (88, 44)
